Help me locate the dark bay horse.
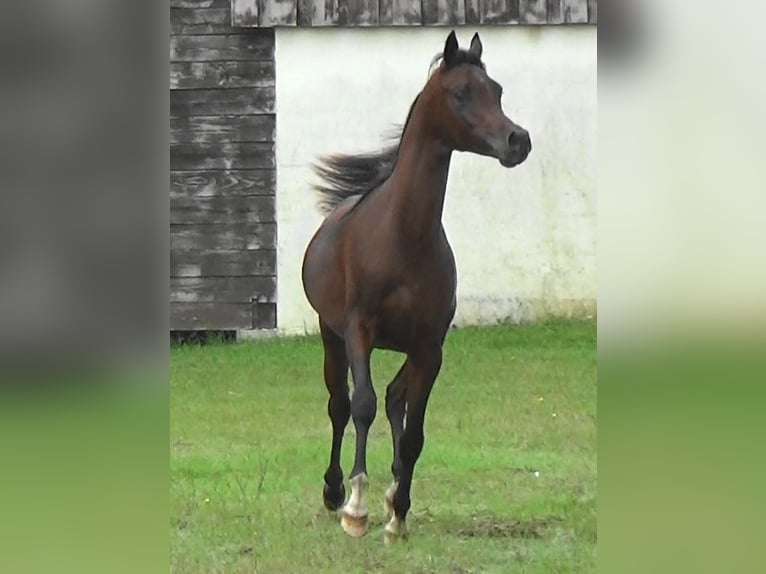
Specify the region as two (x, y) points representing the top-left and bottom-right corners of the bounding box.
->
(301, 31), (531, 543)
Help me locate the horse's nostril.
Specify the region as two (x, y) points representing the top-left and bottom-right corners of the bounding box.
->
(508, 130), (531, 154)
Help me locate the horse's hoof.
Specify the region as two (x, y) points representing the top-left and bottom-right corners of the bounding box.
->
(340, 511), (368, 537)
(383, 515), (408, 544)
(323, 481), (346, 511)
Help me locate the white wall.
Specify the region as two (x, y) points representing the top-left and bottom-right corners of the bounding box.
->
(275, 27), (596, 335)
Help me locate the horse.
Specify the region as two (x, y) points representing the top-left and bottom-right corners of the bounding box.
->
(301, 30), (532, 543)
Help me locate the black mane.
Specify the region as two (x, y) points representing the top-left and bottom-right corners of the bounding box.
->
(312, 49), (484, 216)
(429, 49), (485, 73)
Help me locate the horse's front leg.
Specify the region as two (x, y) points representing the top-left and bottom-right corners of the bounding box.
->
(340, 317), (376, 537)
(385, 345), (442, 544)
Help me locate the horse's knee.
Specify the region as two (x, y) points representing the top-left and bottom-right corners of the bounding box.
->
(385, 389), (404, 419)
(384, 382), (397, 405)
(351, 387), (377, 426)
(327, 394), (351, 427)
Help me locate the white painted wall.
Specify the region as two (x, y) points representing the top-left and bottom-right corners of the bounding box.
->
(275, 27), (596, 335)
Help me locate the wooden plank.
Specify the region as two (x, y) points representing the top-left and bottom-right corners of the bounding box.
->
(480, 0), (519, 24)
(379, 0), (393, 24)
(171, 223), (277, 251)
(171, 276), (276, 303)
(547, 0), (587, 23)
(171, 142), (275, 170)
(171, 249), (276, 277)
(297, 0), (315, 24)
(171, 9), (233, 34)
(546, 0), (561, 22)
(564, 0), (588, 22)
(300, 0), (322, 25)
(171, 302), (253, 330)
(302, 0), (389, 25)
(260, 0), (298, 25)
(170, 197), (276, 224)
(422, 0), (438, 24)
(171, 170), (275, 197)
(300, 0), (340, 25)
(344, 0), (379, 25)
(379, 0), (421, 24)
(171, 115), (275, 144)
(393, 0), (423, 24)
(253, 302), (277, 329)
(170, 33), (274, 62)
(170, 0), (229, 8)
(588, 0), (596, 23)
(423, 0), (465, 25)
(232, 0), (259, 26)
(171, 87), (275, 116)
(465, 0), (480, 23)
(519, 0), (545, 23)
(171, 61), (275, 89)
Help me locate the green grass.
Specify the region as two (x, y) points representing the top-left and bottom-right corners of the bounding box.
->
(171, 320), (596, 573)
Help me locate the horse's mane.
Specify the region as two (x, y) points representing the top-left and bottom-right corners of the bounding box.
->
(312, 48), (485, 216)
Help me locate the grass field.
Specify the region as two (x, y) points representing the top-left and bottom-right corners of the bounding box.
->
(171, 320), (596, 573)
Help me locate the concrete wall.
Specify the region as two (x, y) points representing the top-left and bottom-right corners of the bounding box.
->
(275, 27), (596, 335)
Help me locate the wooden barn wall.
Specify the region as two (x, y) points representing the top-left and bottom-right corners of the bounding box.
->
(171, 0), (276, 330)
(232, 0), (596, 26)
(170, 1), (594, 331)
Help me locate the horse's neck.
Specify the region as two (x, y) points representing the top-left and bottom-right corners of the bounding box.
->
(387, 103), (452, 241)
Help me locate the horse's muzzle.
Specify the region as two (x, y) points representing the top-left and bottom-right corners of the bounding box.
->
(499, 127), (532, 168)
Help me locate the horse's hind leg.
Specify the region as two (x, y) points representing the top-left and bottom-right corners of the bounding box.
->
(320, 320), (350, 511)
(340, 316), (376, 537)
(384, 360), (409, 519)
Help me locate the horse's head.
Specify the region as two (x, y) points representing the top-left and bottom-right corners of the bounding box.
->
(428, 31), (532, 168)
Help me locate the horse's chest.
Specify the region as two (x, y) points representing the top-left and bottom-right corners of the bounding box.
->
(376, 274), (454, 342)
(380, 285), (417, 318)
(358, 233), (456, 348)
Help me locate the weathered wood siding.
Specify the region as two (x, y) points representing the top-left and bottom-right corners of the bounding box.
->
(171, 1), (277, 330)
(231, 0), (596, 26)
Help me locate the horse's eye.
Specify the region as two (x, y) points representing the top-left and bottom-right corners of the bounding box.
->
(452, 87), (469, 102)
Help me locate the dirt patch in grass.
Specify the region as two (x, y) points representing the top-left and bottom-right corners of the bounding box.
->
(307, 508), (558, 541)
(456, 515), (562, 539)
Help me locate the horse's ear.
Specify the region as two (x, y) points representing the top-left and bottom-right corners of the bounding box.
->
(443, 30), (459, 65)
(469, 33), (483, 59)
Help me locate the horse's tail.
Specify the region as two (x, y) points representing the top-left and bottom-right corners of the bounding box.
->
(311, 93), (423, 217)
(311, 143), (399, 216)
